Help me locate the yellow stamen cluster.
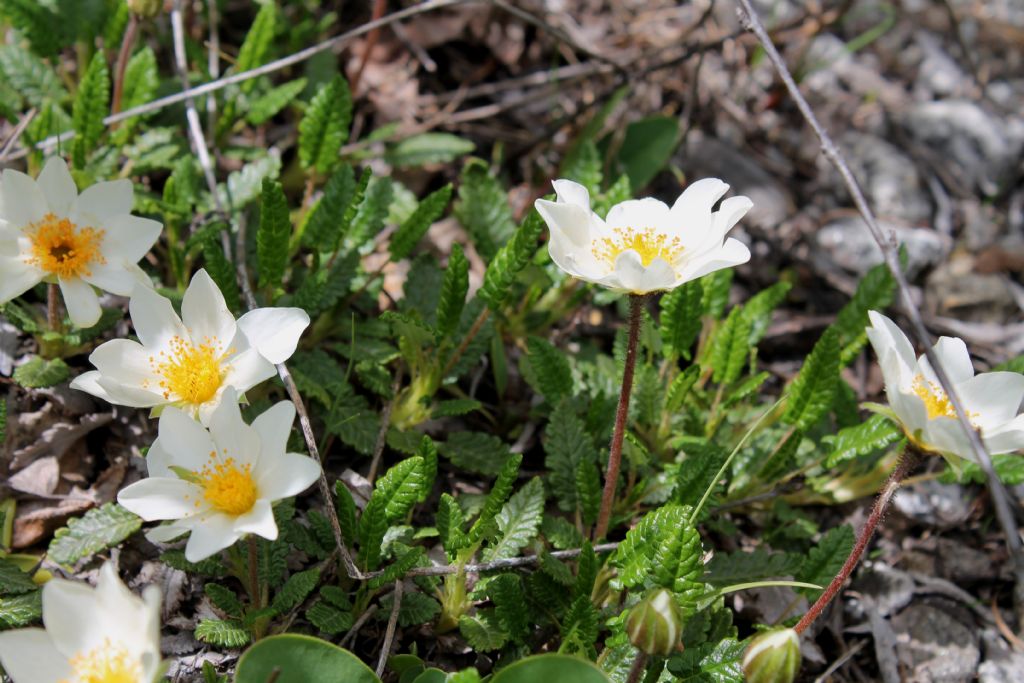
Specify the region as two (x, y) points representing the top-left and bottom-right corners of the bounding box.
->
(592, 227), (683, 268)
(912, 375), (977, 421)
(195, 454), (258, 515)
(149, 335), (226, 404)
(61, 640), (140, 683)
(24, 213), (105, 278)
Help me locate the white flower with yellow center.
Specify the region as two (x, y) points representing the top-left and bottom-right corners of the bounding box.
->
(70, 269), (309, 424)
(0, 157), (162, 328)
(0, 562), (162, 683)
(117, 388), (321, 562)
(866, 311), (1024, 465)
(534, 178), (753, 293)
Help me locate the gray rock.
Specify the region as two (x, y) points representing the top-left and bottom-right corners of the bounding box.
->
(891, 602), (980, 683)
(825, 133), (932, 224)
(960, 199), (1002, 250)
(674, 134), (795, 232)
(913, 33), (971, 100)
(901, 99), (1024, 196)
(924, 256), (1018, 324)
(814, 216), (950, 278)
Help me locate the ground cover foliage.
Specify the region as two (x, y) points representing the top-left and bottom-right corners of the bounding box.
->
(1, 1), (1024, 681)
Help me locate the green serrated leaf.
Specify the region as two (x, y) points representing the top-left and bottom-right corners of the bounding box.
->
(488, 573), (529, 641)
(661, 279), (703, 359)
(375, 456), (427, 523)
(390, 184), (452, 261)
(115, 47), (158, 139)
(459, 610), (508, 652)
(666, 366), (701, 414)
(824, 413), (903, 468)
(271, 567), (321, 614)
(742, 281), (791, 347)
(468, 454), (523, 545)
(435, 243), (469, 341)
(201, 236), (241, 312)
(704, 548), (802, 587)
(483, 477), (545, 561)
(612, 504), (692, 590)
(160, 549), (227, 577)
(560, 140), (602, 196)
(617, 115), (679, 190)
(0, 0), (60, 57)
(334, 481), (358, 546)
(833, 261), (896, 365)
(783, 328), (840, 430)
(701, 269), (733, 319)
(348, 174), (393, 249)
(357, 496), (388, 572)
(455, 160), (515, 260)
(651, 520), (704, 603)
(437, 493), (466, 558)
(298, 74), (352, 175)
(306, 599), (353, 635)
(0, 44), (64, 107)
(257, 178), (291, 290)
(439, 432), (512, 478)
(526, 336), (572, 401)
(543, 401), (598, 514)
(206, 582), (243, 617)
(384, 132), (475, 168)
(71, 51), (110, 169)
(48, 503), (140, 566)
(575, 458), (601, 527)
(667, 638), (745, 683)
(559, 595), (600, 655)
(0, 557), (37, 594)
(247, 78), (306, 126)
(303, 165), (358, 250)
(13, 356), (69, 388)
(711, 305), (753, 385)
(674, 440), (728, 510)
(0, 590), (42, 628)
(236, 3), (275, 94)
(195, 618), (252, 648)
(796, 525), (854, 598)
(479, 210), (543, 310)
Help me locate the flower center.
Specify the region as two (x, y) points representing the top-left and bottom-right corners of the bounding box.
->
(592, 227), (683, 268)
(149, 335), (226, 404)
(25, 213), (106, 278)
(911, 375), (977, 421)
(61, 640), (141, 683)
(196, 455), (258, 515)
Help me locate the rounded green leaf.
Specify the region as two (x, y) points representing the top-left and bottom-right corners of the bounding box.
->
(235, 634), (380, 683)
(491, 654), (611, 683)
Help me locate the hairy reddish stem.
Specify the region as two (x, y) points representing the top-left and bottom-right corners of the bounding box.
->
(794, 451), (918, 634)
(111, 14), (139, 117)
(594, 294), (644, 541)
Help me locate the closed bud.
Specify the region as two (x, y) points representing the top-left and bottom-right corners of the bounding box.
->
(742, 628), (800, 683)
(625, 589), (683, 656)
(126, 0), (163, 18)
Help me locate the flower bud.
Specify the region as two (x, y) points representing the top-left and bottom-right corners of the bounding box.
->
(742, 628), (801, 683)
(126, 0), (163, 18)
(625, 589), (683, 656)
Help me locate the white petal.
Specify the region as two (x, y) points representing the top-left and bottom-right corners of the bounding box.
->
(0, 629), (71, 683)
(184, 513), (242, 562)
(252, 401), (297, 461)
(118, 478), (202, 521)
(36, 157), (78, 217)
(71, 179), (133, 222)
(159, 407), (218, 470)
(233, 499), (278, 539)
(0, 168), (47, 226)
(257, 452), (322, 501)
(889, 387), (930, 439)
(222, 348), (276, 393)
(606, 198), (670, 230)
(675, 237), (750, 283)
(95, 375), (165, 408)
(145, 522), (192, 544)
(667, 177), (730, 233)
(81, 259), (140, 295)
(182, 269), (237, 345)
(547, 230), (595, 281)
(87, 338), (155, 388)
(101, 214), (162, 263)
(208, 392), (261, 468)
(535, 198), (591, 248)
(129, 283), (188, 350)
(919, 336), (974, 386)
(957, 372), (1024, 431)
(615, 252), (676, 293)
(235, 307), (309, 364)
(922, 417), (975, 462)
(551, 179), (592, 210)
(41, 578), (98, 656)
(58, 276), (101, 328)
(709, 195), (754, 242)
(0, 256), (42, 303)
(984, 413), (1024, 454)
(144, 438), (175, 478)
(866, 311), (918, 378)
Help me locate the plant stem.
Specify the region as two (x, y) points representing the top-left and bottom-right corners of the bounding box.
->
(46, 283), (61, 332)
(110, 13), (140, 117)
(247, 535), (262, 611)
(626, 650), (648, 683)
(793, 450), (917, 634)
(441, 307), (490, 378)
(594, 294), (644, 541)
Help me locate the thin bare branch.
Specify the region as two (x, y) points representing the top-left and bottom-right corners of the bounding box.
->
(735, 0), (1024, 620)
(364, 542), (619, 579)
(376, 580), (403, 677)
(0, 107), (36, 161)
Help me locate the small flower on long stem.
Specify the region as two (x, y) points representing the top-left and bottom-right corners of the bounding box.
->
(70, 269), (309, 424)
(0, 562), (162, 683)
(866, 311), (1024, 467)
(0, 157), (162, 328)
(117, 388), (321, 562)
(534, 178), (752, 294)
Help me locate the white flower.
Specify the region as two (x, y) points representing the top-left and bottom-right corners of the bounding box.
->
(117, 389), (322, 562)
(0, 562), (162, 683)
(534, 178), (752, 294)
(866, 311), (1024, 464)
(0, 157), (162, 328)
(70, 268), (309, 424)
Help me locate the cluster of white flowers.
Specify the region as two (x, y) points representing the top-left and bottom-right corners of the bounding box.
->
(0, 159), (320, 683)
